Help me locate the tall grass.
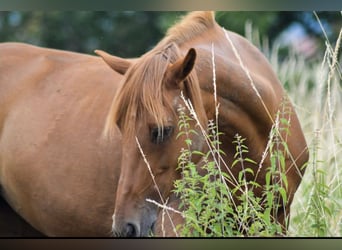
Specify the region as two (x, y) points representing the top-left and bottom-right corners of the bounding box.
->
(246, 15), (342, 236)
(272, 30), (342, 238)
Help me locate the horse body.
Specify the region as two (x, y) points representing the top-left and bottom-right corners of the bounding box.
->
(0, 11), (308, 237)
(0, 43), (122, 236)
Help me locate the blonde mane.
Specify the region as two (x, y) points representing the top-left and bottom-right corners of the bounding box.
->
(105, 12), (214, 138)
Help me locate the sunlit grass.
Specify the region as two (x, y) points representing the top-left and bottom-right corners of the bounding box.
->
(265, 19), (342, 236)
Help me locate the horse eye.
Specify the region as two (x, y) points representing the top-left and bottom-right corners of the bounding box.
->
(150, 126), (174, 144)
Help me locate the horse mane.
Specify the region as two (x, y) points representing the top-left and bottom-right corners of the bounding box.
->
(157, 11), (216, 48)
(104, 12), (213, 139)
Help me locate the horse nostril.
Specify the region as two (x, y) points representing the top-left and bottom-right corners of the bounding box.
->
(125, 223), (138, 237)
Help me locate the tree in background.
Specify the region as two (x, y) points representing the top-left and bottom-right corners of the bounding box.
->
(0, 11), (182, 56)
(0, 11), (340, 58)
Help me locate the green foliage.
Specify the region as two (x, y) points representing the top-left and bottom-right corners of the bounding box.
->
(172, 107), (291, 237)
(0, 11), (169, 57)
(1, 11), (340, 58)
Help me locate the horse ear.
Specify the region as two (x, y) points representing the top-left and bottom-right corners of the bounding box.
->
(95, 50), (131, 75)
(167, 48), (196, 89)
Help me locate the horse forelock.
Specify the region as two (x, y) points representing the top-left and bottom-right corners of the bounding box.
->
(104, 43), (206, 140)
(104, 11), (216, 139)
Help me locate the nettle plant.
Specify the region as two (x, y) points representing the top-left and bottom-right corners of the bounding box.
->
(172, 99), (292, 237)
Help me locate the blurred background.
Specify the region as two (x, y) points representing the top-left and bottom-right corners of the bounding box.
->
(0, 11), (340, 60)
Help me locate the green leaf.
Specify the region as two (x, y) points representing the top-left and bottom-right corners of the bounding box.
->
(278, 187), (288, 204)
(245, 158), (257, 165)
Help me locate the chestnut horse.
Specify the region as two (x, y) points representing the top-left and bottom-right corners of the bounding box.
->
(96, 11), (308, 236)
(0, 11), (308, 237)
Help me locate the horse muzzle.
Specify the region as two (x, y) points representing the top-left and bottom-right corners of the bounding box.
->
(112, 210), (157, 237)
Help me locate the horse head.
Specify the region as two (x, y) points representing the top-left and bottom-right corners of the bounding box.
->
(97, 44), (207, 237)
